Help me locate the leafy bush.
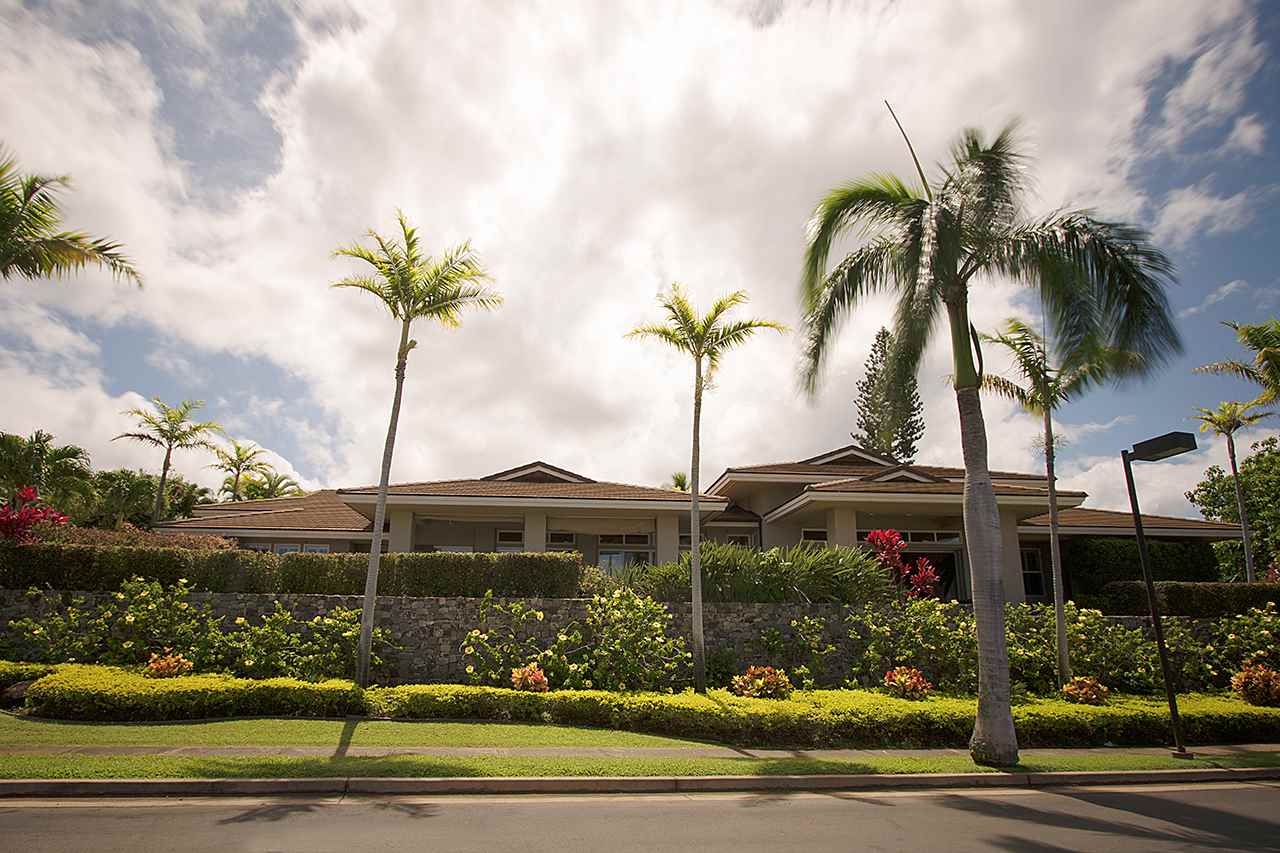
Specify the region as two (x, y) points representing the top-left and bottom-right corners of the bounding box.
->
(276, 551), (583, 597)
(790, 616), (836, 689)
(0, 543), (277, 593)
(23, 665), (365, 721)
(34, 522), (232, 550)
(0, 660), (54, 690)
(634, 542), (893, 605)
(461, 594), (552, 687)
(1100, 581), (1280, 617)
(847, 598), (979, 692)
(882, 666), (932, 700)
(144, 650), (193, 679)
(730, 665), (794, 699)
(511, 663), (549, 692)
(1063, 538), (1218, 594)
(1233, 664), (1280, 707)
(1062, 675), (1110, 706)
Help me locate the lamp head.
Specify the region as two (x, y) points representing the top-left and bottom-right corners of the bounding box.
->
(1129, 431), (1197, 462)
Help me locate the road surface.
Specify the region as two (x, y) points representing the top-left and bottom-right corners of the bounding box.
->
(1, 781), (1277, 851)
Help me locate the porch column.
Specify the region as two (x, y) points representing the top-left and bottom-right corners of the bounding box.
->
(825, 507), (858, 547)
(999, 509), (1026, 603)
(524, 511), (547, 552)
(656, 513), (679, 564)
(388, 509), (414, 552)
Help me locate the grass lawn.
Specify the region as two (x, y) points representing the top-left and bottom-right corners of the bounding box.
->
(0, 713), (704, 749)
(0, 751), (1277, 780)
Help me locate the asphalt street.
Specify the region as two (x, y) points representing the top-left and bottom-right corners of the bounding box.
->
(1, 781), (1277, 852)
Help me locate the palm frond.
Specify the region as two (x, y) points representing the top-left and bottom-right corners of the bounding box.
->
(979, 374), (1039, 413)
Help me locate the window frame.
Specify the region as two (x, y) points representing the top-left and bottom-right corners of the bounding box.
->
(1020, 547), (1047, 598)
(302, 543), (330, 554)
(272, 543), (302, 555)
(800, 528), (828, 543)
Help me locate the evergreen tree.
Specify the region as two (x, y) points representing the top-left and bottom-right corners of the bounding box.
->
(852, 327), (925, 462)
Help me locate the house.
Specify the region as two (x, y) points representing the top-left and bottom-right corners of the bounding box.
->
(156, 444), (1240, 602)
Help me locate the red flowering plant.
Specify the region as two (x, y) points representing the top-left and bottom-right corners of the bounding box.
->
(882, 665), (932, 700)
(865, 529), (939, 599)
(0, 487), (68, 544)
(511, 662), (550, 692)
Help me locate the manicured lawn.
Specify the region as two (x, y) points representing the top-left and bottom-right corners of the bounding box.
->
(0, 713), (704, 749)
(0, 751), (1277, 780)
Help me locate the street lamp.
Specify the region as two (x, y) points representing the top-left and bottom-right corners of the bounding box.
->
(1121, 430), (1198, 759)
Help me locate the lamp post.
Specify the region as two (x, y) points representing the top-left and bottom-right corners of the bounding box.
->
(1121, 430), (1198, 759)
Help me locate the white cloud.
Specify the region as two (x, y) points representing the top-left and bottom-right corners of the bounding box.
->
(1222, 112), (1267, 155)
(0, 0), (1260, 499)
(1178, 278), (1250, 318)
(144, 348), (207, 383)
(1152, 182), (1255, 248)
(1157, 15), (1265, 149)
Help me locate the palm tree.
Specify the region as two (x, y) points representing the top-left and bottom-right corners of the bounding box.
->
(0, 145), (140, 284)
(0, 430), (93, 508)
(333, 210), (501, 687)
(629, 285), (785, 692)
(245, 471), (304, 500)
(979, 319), (1143, 687)
(1193, 401), (1273, 582)
(799, 110), (1181, 765)
(1198, 320), (1280, 406)
(210, 439), (271, 501)
(114, 398), (222, 524)
(90, 469), (158, 529)
(666, 472), (690, 491)
(166, 476), (214, 519)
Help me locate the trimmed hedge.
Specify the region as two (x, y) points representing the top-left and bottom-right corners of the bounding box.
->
(0, 661), (55, 690)
(1063, 538), (1218, 594)
(1101, 581), (1280, 617)
(0, 544), (582, 598)
(23, 665), (365, 721)
(17, 665), (1280, 746)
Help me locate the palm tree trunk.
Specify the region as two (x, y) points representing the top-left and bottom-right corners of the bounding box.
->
(947, 298), (1018, 766)
(232, 470), (241, 502)
(1227, 432), (1257, 583)
(151, 446), (172, 525)
(1043, 410), (1071, 686)
(356, 320), (411, 688)
(689, 356), (707, 693)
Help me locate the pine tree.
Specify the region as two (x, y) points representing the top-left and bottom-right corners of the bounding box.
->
(853, 327), (925, 462)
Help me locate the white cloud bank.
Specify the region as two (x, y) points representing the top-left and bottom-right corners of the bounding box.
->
(0, 0), (1273, 516)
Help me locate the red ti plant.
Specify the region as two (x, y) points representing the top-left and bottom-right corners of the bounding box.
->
(0, 487), (69, 543)
(865, 528), (939, 599)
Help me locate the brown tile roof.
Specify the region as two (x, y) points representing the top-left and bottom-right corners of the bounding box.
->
(709, 503), (761, 522)
(481, 461), (595, 482)
(1022, 507), (1239, 532)
(191, 492), (330, 515)
(337, 479), (722, 502)
(807, 479), (1085, 498)
(723, 462), (1048, 482)
(162, 491), (372, 533)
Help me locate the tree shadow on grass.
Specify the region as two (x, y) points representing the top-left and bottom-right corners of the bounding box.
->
(332, 717), (359, 758)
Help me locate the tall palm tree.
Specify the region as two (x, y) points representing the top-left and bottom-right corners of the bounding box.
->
(799, 110), (1181, 765)
(979, 318), (1143, 687)
(0, 146), (140, 284)
(333, 210), (501, 687)
(1198, 320), (1280, 407)
(629, 285), (785, 692)
(114, 399), (222, 524)
(210, 439), (271, 501)
(0, 430), (93, 508)
(1193, 401), (1273, 582)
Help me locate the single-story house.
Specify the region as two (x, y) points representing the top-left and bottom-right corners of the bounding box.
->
(156, 444), (1240, 602)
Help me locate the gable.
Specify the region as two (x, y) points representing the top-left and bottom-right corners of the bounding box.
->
(862, 465), (945, 484)
(799, 443), (898, 467)
(481, 461), (595, 483)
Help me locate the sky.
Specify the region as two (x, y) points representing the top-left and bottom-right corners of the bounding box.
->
(1, 0), (1278, 518)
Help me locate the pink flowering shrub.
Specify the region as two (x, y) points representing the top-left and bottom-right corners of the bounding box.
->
(882, 665), (933, 700)
(0, 487), (68, 543)
(729, 665), (794, 699)
(511, 662), (550, 692)
(865, 529), (939, 599)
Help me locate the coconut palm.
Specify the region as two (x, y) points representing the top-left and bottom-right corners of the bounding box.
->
(666, 472), (690, 491)
(210, 439), (271, 501)
(333, 210), (501, 687)
(0, 145), (140, 284)
(1193, 401), (1273, 582)
(0, 430), (93, 508)
(1197, 320), (1280, 407)
(114, 398), (222, 524)
(979, 318), (1144, 687)
(629, 285), (785, 692)
(799, 111), (1181, 765)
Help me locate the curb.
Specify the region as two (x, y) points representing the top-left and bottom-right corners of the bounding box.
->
(0, 767), (1277, 798)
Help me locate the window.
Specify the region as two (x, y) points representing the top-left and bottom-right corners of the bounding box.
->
(597, 533), (652, 574)
(726, 533), (753, 547)
(242, 542), (271, 553)
(1021, 548), (1046, 598)
(496, 530), (523, 553)
(273, 543), (301, 555)
(547, 531), (577, 551)
(679, 533), (691, 549)
(801, 529), (828, 543)
(599, 533), (652, 546)
(597, 550), (652, 574)
(435, 545), (474, 553)
(303, 544), (330, 554)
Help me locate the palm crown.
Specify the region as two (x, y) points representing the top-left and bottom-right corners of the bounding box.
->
(211, 439), (272, 500)
(800, 120), (1181, 391)
(115, 399), (222, 453)
(1193, 401), (1273, 438)
(0, 145), (140, 284)
(0, 430), (92, 505)
(1197, 320), (1280, 406)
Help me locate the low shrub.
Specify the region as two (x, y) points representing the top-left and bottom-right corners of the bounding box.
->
(0, 543), (277, 593)
(511, 663), (549, 693)
(144, 650), (194, 679)
(730, 666), (794, 700)
(1063, 537), (1219, 595)
(0, 661), (54, 690)
(1062, 676), (1110, 706)
(33, 522), (232, 551)
(277, 551), (583, 598)
(1100, 581), (1280, 617)
(1233, 664), (1280, 707)
(882, 666), (932, 700)
(23, 665), (365, 721)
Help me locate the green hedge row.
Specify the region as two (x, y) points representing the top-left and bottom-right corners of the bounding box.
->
(0, 661), (55, 690)
(17, 664), (1280, 748)
(1100, 581), (1280, 617)
(1063, 538), (1219, 594)
(0, 544), (582, 598)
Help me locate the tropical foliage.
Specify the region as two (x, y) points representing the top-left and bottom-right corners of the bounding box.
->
(0, 430), (92, 508)
(1193, 401), (1272, 582)
(241, 471), (304, 500)
(799, 112), (1181, 765)
(1198, 320), (1280, 406)
(210, 439), (271, 501)
(1188, 436), (1280, 581)
(114, 398), (222, 523)
(852, 326), (925, 462)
